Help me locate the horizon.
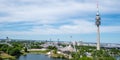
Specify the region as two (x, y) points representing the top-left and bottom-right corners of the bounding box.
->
(0, 37), (120, 44)
(0, 0), (120, 43)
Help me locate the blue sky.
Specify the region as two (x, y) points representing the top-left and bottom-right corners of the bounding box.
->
(0, 0), (120, 43)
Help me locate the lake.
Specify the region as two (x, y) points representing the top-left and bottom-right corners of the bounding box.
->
(17, 54), (66, 60)
(17, 54), (120, 60)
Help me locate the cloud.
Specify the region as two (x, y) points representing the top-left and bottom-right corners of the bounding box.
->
(101, 26), (120, 33)
(0, 0), (119, 23)
(1, 19), (120, 36)
(0, 0), (120, 36)
(0, 0), (97, 23)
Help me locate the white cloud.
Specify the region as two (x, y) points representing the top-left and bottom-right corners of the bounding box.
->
(0, 20), (94, 35)
(0, 0), (96, 23)
(0, 0), (119, 23)
(101, 26), (120, 33)
(0, 0), (120, 36)
(1, 19), (120, 36)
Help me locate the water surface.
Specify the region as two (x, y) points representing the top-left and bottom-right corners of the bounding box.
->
(17, 54), (66, 60)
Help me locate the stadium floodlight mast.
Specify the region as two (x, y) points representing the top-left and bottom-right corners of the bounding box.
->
(95, 0), (101, 50)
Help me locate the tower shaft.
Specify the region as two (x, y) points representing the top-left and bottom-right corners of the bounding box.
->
(97, 26), (100, 50)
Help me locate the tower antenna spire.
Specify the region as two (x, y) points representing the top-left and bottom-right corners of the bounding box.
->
(97, 0), (98, 8)
(96, 0), (99, 15)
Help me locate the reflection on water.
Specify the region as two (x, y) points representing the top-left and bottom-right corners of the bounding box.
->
(17, 54), (66, 60)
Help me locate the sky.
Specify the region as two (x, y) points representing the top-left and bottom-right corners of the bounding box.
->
(0, 0), (120, 43)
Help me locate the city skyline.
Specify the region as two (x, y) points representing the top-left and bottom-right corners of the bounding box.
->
(0, 0), (120, 43)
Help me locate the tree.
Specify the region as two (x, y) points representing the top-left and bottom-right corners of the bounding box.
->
(8, 47), (21, 56)
(53, 49), (57, 54)
(0, 44), (9, 52)
(24, 47), (28, 52)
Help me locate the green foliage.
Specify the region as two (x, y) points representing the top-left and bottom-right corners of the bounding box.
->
(76, 46), (96, 50)
(47, 46), (57, 50)
(92, 50), (116, 60)
(8, 47), (21, 56)
(79, 57), (92, 60)
(93, 57), (115, 60)
(71, 52), (80, 60)
(0, 44), (9, 52)
(110, 48), (120, 55)
(24, 47), (28, 52)
(58, 44), (66, 47)
(92, 50), (110, 57)
(71, 46), (117, 60)
(30, 42), (44, 49)
(31, 45), (43, 49)
(11, 42), (23, 49)
(53, 49), (57, 54)
(0, 42), (22, 56)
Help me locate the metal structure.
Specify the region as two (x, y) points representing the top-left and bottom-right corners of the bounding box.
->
(70, 36), (77, 52)
(95, 0), (101, 50)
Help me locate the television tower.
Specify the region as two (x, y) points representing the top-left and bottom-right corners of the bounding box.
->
(95, 0), (101, 50)
(6, 37), (9, 43)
